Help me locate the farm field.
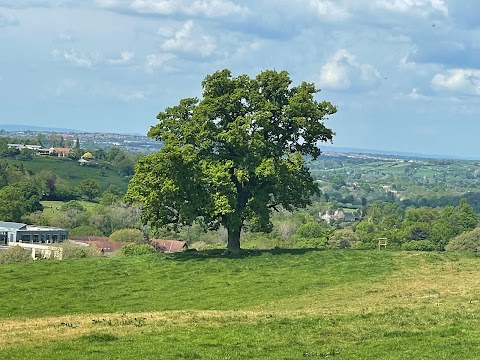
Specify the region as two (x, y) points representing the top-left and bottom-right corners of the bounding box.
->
(1, 250), (480, 359)
(7, 156), (129, 192)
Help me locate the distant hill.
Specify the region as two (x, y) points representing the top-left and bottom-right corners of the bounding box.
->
(0, 124), (82, 133)
(320, 145), (476, 161)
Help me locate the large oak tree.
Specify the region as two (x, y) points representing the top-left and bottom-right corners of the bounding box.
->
(125, 69), (336, 254)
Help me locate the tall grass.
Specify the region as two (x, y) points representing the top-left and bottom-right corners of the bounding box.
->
(2, 250), (480, 359)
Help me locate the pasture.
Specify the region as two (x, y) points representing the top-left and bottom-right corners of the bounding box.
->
(7, 156), (128, 192)
(1, 250), (480, 359)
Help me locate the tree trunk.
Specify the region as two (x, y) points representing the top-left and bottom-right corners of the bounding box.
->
(224, 225), (242, 255)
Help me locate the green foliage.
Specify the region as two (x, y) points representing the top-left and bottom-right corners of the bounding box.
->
(445, 227), (480, 252)
(77, 179), (100, 201)
(109, 228), (145, 243)
(58, 242), (98, 259)
(355, 200), (479, 250)
(126, 69), (336, 253)
(0, 181), (42, 222)
(69, 225), (103, 237)
(295, 221), (333, 239)
(90, 204), (142, 236)
(295, 237), (329, 249)
(120, 243), (156, 256)
(17, 148), (34, 161)
(329, 229), (359, 249)
(0, 246), (31, 264)
(5, 156), (128, 196)
(401, 240), (436, 251)
(60, 200), (86, 212)
(99, 185), (123, 205)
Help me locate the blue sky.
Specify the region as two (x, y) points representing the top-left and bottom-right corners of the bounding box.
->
(0, 0), (479, 158)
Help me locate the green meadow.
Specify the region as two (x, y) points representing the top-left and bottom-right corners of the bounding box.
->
(7, 156), (129, 192)
(1, 250), (480, 359)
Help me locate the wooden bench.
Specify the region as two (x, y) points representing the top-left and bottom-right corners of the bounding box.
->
(378, 238), (388, 250)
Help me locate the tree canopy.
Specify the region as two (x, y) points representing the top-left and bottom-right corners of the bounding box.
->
(125, 69), (336, 254)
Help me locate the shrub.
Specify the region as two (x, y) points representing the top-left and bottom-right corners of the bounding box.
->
(295, 221), (333, 239)
(329, 229), (359, 249)
(295, 237), (329, 249)
(69, 225), (103, 237)
(0, 246), (32, 264)
(445, 228), (480, 252)
(109, 228), (145, 243)
(120, 243), (156, 256)
(60, 200), (86, 212)
(58, 242), (98, 259)
(401, 240), (436, 251)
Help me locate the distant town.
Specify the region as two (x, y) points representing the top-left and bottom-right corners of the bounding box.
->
(0, 128), (162, 153)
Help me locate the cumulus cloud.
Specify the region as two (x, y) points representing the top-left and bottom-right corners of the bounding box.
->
(431, 68), (480, 96)
(107, 51), (134, 65)
(160, 21), (217, 59)
(96, 0), (248, 19)
(319, 49), (381, 91)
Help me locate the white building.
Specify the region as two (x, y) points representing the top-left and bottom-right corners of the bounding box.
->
(0, 221), (68, 245)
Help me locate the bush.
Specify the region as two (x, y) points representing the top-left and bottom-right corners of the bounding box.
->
(294, 237), (329, 249)
(401, 240), (436, 251)
(58, 242), (98, 259)
(109, 228), (145, 243)
(445, 228), (480, 252)
(69, 225), (103, 237)
(295, 221), (333, 239)
(60, 200), (86, 212)
(0, 246), (32, 264)
(120, 243), (156, 256)
(329, 229), (359, 249)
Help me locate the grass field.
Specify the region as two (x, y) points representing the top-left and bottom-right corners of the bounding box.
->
(1, 250), (480, 359)
(7, 156), (128, 192)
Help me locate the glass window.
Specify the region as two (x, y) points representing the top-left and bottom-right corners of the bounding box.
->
(33, 234), (39, 243)
(21, 234), (31, 243)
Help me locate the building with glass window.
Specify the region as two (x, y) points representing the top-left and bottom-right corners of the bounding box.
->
(0, 221), (68, 245)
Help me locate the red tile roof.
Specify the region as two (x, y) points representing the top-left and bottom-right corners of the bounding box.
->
(70, 236), (124, 253)
(150, 239), (187, 253)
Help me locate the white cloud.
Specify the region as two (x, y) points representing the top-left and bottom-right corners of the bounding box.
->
(97, 0), (248, 19)
(431, 68), (480, 95)
(319, 49), (381, 91)
(145, 53), (176, 73)
(308, 0), (350, 21)
(160, 21), (217, 58)
(63, 50), (93, 68)
(374, 0), (448, 16)
(107, 51), (134, 65)
(407, 87), (431, 100)
(52, 49), (99, 68)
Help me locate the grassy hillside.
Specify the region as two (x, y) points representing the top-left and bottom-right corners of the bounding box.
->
(7, 156), (128, 193)
(2, 250), (480, 359)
